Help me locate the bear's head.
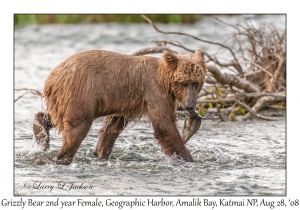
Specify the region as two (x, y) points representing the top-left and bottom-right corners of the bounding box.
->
(162, 50), (207, 113)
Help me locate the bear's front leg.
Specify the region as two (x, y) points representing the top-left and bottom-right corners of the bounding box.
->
(153, 123), (194, 162)
(94, 116), (129, 159)
(147, 103), (194, 162)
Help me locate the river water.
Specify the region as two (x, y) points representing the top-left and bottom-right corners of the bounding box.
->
(14, 15), (286, 196)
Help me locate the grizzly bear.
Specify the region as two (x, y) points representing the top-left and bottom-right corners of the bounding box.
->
(33, 50), (207, 165)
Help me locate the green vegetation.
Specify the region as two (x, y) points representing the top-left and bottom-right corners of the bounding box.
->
(228, 112), (236, 121)
(14, 14), (203, 26)
(196, 105), (207, 117)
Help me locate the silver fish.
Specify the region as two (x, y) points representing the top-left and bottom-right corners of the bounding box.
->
(182, 111), (205, 143)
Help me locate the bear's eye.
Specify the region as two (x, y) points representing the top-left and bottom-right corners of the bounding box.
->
(180, 83), (188, 87)
(193, 82), (200, 87)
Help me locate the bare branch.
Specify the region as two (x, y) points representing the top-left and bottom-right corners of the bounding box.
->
(15, 92), (34, 102)
(14, 88), (43, 103)
(250, 61), (273, 77)
(204, 52), (241, 74)
(141, 14), (244, 75)
(149, 39), (241, 74)
(15, 88), (42, 95)
(150, 39), (195, 53)
(267, 53), (285, 92)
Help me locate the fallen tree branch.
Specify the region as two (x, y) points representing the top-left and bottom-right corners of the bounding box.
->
(208, 65), (261, 93)
(266, 105), (286, 110)
(236, 100), (278, 121)
(230, 86), (286, 98)
(196, 94), (285, 105)
(244, 92), (285, 98)
(242, 95), (285, 120)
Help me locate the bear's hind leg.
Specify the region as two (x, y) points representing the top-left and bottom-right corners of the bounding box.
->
(33, 112), (53, 151)
(94, 116), (128, 159)
(56, 120), (92, 165)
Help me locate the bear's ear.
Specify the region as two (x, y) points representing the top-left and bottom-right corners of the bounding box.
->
(193, 49), (205, 64)
(162, 51), (178, 68)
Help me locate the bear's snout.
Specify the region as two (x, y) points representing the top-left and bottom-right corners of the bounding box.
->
(183, 85), (197, 112)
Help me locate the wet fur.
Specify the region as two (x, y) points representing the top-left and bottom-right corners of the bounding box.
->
(41, 50), (207, 164)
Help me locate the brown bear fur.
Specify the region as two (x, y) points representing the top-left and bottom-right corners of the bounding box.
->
(40, 50), (207, 165)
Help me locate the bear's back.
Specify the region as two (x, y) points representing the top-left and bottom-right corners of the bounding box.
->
(43, 50), (161, 131)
